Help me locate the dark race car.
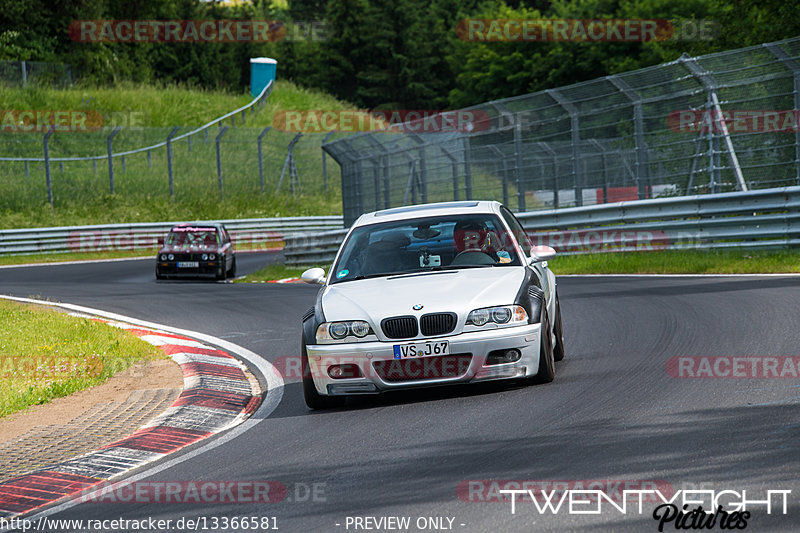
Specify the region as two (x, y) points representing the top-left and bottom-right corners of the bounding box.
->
(155, 223), (236, 281)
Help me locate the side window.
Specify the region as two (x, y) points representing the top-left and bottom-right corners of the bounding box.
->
(500, 207), (532, 256)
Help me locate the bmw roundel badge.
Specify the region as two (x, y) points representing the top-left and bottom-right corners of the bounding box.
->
(413, 304), (424, 310)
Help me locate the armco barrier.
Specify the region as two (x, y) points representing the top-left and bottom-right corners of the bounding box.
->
(0, 216), (343, 255)
(282, 187), (800, 267)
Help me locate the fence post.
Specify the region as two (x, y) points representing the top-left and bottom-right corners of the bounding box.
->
(241, 109), (247, 125)
(679, 54), (747, 192)
(147, 150), (152, 169)
(538, 142), (558, 209)
(608, 75), (650, 200)
(322, 130), (335, 193)
(216, 126), (229, 201)
(765, 43), (800, 185)
(21, 61), (27, 88)
(440, 146), (458, 201)
(187, 135), (192, 153)
(257, 126), (271, 193)
(276, 132), (302, 195)
(462, 137), (473, 200)
(166, 126), (180, 197)
(43, 128), (55, 205)
(547, 88), (582, 207)
(107, 126), (121, 194)
(24, 161), (30, 179)
(92, 159), (97, 173)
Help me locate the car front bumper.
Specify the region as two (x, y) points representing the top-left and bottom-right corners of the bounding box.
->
(156, 261), (223, 278)
(305, 323), (542, 396)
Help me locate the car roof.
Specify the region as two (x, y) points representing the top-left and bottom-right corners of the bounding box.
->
(352, 201), (503, 227)
(169, 222), (225, 231)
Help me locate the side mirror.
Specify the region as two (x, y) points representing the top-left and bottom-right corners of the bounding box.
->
(301, 267), (326, 284)
(529, 245), (557, 263)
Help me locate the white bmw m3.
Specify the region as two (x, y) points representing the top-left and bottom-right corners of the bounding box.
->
(299, 200), (565, 409)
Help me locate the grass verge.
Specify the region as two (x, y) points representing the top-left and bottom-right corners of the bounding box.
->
(0, 299), (165, 419)
(0, 80), (356, 229)
(548, 248), (800, 275)
(235, 262), (325, 283)
(0, 250), (154, 266)
(237, 249), (800, 282)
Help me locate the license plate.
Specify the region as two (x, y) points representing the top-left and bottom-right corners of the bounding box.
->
(393, 341), (449, 359)
(177, 261), (199, 268)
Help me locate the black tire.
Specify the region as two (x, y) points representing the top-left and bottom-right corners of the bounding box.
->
(302, 337), (345, 410)
(532, 307), (555, 384)
(155, 267), (164, 280)
(228, 256), (237, 277)
(216, 264), (226, 281)
(553, 293), (566, 362)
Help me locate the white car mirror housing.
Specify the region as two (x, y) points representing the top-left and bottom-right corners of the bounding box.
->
(529, 245), (557, 264)
(301, 267), (327, 284)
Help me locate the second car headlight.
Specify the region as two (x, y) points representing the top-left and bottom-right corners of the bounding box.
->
(467, 305), (528, 328)
(316, 321), (375, 343)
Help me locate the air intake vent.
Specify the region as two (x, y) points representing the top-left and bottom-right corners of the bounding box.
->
(420, 312), (457, 336)
(381, 316), (418, 339)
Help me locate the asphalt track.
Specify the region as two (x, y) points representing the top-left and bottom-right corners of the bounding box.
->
(1, 253), (799, 532)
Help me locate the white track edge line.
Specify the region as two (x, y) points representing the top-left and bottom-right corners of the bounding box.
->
(0, 294), (284, 527)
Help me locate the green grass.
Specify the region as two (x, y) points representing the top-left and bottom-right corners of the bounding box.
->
(235, 262), (324, 283)
(234, 249), (800, 283)
(548, 248), (800, 275)
(0, 250), (154, 266)
(0, 80), (357, 229)
(0, 299), (165, 418)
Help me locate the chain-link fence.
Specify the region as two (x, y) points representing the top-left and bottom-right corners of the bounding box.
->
(0, 83), (347, 209)
(324, 36), (800, 225)
(0, 61), (74, 88)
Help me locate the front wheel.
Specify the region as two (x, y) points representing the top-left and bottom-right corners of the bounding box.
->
(532, 307), (555, 384)
(228, 256), (237, 277)
(553, 293), (565, 362)
(302, 337), (345, 410)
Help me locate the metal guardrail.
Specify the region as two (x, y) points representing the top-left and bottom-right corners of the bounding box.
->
(0, 216), (343, 255)
(283, 187), (800, 267)
(324, 36), (800, 226)
(284, 229), (350, 267)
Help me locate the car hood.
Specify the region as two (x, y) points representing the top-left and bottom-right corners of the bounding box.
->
(321, 267), (527, 327)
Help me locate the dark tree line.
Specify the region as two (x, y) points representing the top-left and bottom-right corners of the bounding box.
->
(1, 0), (798, 108)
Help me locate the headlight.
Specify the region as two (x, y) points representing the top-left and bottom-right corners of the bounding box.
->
(160, 254), (167, 261)
(316, 321), (375, 343)
(209, 253), (216, 260)
(168, 254), (174, 261)
(467, 305), (528, 327)
(202, 254), (208, 261)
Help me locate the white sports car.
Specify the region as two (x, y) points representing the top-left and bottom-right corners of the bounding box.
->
(300, 200), (564, 409)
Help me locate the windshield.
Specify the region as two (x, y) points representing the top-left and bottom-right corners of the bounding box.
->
(330, 214), (523, 283)
(166, 227), (220, 248)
